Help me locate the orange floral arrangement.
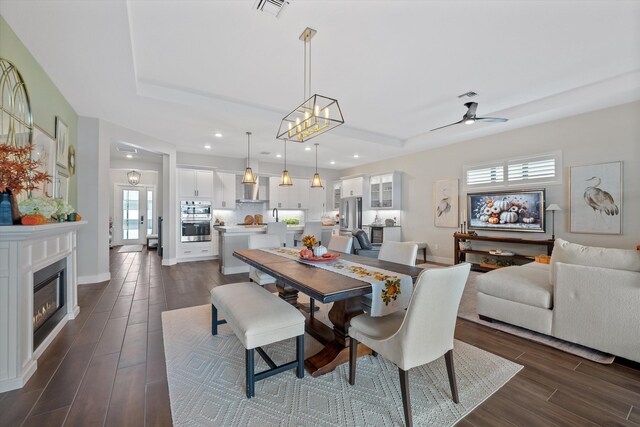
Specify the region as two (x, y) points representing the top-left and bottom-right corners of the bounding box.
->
(0, 143), (50, 195)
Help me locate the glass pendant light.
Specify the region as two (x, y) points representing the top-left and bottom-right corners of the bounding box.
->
(127, 170), (141, 186)
(280, 140), (293, 186)
(310, 143), (323, 188)
(242, 131), (256, 184)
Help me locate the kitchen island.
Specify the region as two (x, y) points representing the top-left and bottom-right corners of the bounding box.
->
(214, 224), (339, 274)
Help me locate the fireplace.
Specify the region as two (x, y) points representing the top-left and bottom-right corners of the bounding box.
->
(33, 258), (66, 349)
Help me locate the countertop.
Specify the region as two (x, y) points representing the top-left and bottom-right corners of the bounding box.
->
(214, 224), (338, 234)
(365, 224), (401, 227)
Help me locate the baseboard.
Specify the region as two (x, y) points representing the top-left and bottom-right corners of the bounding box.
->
(0, 360), (37, 393)
(426, 255), (453, 265)
(177, 256), (214, 264)
(78, 272), (111, 285)
(162, 258), (177, 266)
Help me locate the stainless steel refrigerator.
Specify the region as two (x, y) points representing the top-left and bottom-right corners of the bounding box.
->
(340, 197), (362, 232)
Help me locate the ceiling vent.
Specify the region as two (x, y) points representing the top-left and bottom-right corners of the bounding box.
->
(116, 146), (138, 154)
(458, 91), (479, 98)
(254, 0), (290, 18)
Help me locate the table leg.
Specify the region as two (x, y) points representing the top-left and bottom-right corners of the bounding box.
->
(304, 297), (372, 377)
(276, 283), (299, 306)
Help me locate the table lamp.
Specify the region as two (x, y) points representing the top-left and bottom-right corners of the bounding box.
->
(545, 204), (561, 240)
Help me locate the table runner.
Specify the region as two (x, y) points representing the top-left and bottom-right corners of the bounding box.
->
(260, 247), (413, 317)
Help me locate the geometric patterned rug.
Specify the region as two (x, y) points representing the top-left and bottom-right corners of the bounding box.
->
(162, 304), (522, 426)
(118, 244), (143, 253)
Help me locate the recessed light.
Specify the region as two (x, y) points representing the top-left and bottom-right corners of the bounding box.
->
(214, 133), (223, 138)
(305, 147), (311, 151)
(126, 154), (133, 159)
(353, 154), (359, 158)
(276, 154), (282, 158)
(330, 161), (335, 165)
(204, 145), (211, 149)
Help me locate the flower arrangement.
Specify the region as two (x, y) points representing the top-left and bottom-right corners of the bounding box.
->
(301, 234), (318, 248)
(53, 198), (74, 218)
(0, 143), (50, 195)
(18, 197), (58, 219)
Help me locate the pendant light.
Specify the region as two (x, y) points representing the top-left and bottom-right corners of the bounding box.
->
(242, 131), (256, 184)
(127, 170), (141, 186)
(310, 143), (323, 188)
(280, 140), (293, 186)
(277, 27), (344, 143)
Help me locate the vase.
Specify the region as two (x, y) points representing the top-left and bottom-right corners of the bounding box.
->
(0, 190), (21, 225)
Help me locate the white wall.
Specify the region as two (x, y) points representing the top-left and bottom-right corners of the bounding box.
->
(77, 117), (111, 283)
(341, 101), (640, 263)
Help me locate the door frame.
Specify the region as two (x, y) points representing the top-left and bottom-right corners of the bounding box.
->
(114, 184), (156, 246)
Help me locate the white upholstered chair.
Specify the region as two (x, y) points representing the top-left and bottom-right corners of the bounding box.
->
(266, 222), (288, 247)
(294, 221), (323, 246)
(378, 241), (418, 266)
(348, 263), (471, 427)
(247, 234), (281, 285)
(327, 235), (353, 253)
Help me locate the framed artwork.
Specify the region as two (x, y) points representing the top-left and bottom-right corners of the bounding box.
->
(570, 161), (622, 234)
(467, 189), (546, 233)
(55, 169), (69, 201)
(55, 116), (69, 168)
(68, 145), (76, 176)
(434, 178), (459, 227)
(31, 126), (56, 198)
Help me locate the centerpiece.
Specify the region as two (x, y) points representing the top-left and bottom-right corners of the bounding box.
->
(0, 143), (50, 225)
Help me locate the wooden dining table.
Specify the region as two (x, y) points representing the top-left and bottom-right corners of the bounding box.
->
(233, 249), (423, 377)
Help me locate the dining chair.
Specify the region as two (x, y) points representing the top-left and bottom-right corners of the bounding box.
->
(348, 263), (471, 427)
(327, 235), (353, 253)
(266, 221), (288, 247)
(247, 234), (281, 286)
(294, 221), (323, 246)
(378, 241), (418, 266)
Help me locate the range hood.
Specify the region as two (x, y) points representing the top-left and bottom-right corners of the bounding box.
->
(236, 176), (269, 203)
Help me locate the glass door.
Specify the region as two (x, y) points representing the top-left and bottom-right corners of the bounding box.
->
(121, 187), (144, 244)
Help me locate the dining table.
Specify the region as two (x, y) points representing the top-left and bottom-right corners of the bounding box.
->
(233, 248), (423, 377)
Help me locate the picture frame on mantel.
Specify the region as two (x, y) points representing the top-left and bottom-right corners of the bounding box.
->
(434, 178), (459, 228)
(569, 161), (622, 235)
(55, 116), (69, 168)
(55, 168), (69, 202)
(31, 125), (56, 198)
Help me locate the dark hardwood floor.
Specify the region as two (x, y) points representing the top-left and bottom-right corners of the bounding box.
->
(1, 247), (638, 426)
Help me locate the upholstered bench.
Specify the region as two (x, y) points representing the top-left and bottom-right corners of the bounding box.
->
(210, 282), (305, 398)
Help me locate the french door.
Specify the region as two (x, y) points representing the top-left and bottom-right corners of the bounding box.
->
(116, 186), (155, 245)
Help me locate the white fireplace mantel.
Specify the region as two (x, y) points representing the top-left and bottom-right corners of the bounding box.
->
(0, 221), (86, 392)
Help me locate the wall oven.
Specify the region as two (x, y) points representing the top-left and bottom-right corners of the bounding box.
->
(181, 201), (212, 242)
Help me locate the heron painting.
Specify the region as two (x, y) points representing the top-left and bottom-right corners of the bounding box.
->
(570, 162), (622, 234)
(434, 179), (458, 227)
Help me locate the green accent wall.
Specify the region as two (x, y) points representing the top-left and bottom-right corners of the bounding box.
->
(0, 15), (79, 207)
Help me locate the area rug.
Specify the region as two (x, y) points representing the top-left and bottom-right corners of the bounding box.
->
(162, 305), (522, 427)
(416, 262), (615, 364)
(118, 244), (143, 253)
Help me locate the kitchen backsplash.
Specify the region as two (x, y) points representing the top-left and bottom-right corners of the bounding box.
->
(362, 210), (402, 226)
(213, 203), (306, 225)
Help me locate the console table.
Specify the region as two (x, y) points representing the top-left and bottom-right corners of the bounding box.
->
(453, 232), (554, 272)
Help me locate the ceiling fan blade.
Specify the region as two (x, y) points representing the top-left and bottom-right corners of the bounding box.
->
(430, 120), (464, 131)
(476, 117), (508, 123)
(464, 102), (478, 116)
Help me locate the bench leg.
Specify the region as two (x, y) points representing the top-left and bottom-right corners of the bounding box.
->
(246, 348), (255, 398)
(296, 335), (304, 379)
(211, 304), (217, 335)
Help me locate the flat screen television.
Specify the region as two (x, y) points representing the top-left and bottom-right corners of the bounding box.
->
(467, 189), (546, 233)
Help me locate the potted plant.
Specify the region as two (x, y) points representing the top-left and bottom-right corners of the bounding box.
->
(0, 143), (50, 225)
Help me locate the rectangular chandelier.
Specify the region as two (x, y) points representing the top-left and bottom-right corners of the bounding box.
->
(277, 94), (344, 142)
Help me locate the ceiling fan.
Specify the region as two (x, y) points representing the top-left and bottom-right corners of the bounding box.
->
(430, 102), (508, 131)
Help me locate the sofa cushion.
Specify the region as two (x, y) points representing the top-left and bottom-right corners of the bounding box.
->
(476, 265), (553, 309)
(550, 238), (640, 284)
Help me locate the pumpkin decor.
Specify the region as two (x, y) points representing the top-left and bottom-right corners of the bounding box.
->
(480, 215), (490, 222)
(313, 245), (328, 257)
(522, 217), (536, 224)
(300, 248), (314, 259)
(499, 211), (518, 224)
(21, 214), (47, 225)
(488, 217), (500, 224)
(495, 197), (511, 211)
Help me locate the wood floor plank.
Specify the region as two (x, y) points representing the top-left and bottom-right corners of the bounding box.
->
(146, 330), (167, 383)
(105, 363), (147, 427)
(629, 406), (640, 424)
(64, 352), (119, 427)
(478, 392), (557, 427)
(118, 322), (148, 369)
(148, 302), (166, 333)
(21, 405), (69, 427)
(145, 379), (173, 427)
(94, 316), (128, 356)
(0, 388), (43, 427)
(128, 298), (150, 325)
(548, 389), (637, 426)
(109, 294), (134, 319)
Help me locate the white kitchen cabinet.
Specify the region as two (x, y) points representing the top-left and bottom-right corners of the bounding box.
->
(369, 172), (401, 209)
(177, 240), (215, 261)
(178, 168), (214, 199)
(270, 178), (311, 209)
(213, 172), (236, 209)
(293, 178), (310, 209)
(341, 177), (364, 198)
(308, 186), (326, 220)
(212, 229), (219, 256)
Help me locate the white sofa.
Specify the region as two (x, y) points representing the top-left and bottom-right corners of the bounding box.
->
(476, 239), (640, 362)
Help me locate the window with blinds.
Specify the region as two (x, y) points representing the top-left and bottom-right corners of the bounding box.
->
(464, 151), (561, 189)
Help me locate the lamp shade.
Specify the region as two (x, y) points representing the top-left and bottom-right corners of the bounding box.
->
(546, 204), (562, 211)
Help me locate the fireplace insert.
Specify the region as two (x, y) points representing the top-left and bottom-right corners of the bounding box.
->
(33, 258), (66, 349)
